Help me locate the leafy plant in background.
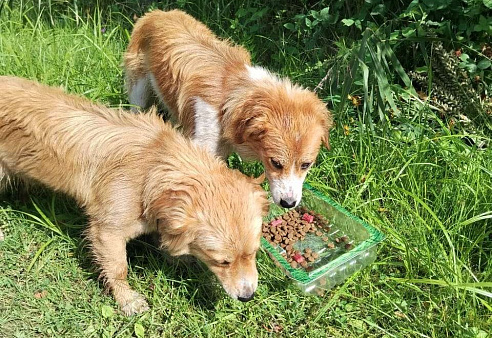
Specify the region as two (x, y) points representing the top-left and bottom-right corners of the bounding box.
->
(409, 42), (492, 137)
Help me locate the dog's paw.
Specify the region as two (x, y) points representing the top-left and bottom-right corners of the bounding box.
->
(120, 292), (150, 316)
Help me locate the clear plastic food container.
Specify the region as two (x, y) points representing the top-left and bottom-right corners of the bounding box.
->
(261, 183), (385, 295)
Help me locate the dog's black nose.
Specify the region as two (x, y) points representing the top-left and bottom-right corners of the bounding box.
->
(238, 293), (255, 302)
(280, 199), (296, 208)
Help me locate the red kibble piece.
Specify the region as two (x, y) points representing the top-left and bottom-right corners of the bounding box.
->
(271, 219), (283, 227)
(302, 213), (314, 223)
(292, 253), (305, 263)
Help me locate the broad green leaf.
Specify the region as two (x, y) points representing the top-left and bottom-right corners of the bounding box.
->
(402, 27), (416, 37)
(484, 0), (492, 9)
(101, 305), (114, 318)
(283, 23), (295, 31)
(371, 4), (386, 16)
(477, 59), (491, 69)
(459, 53), (470, 62)
(320, 7), (330, 19)
(341, 18), (355, 26)
(390, 30), (400, 40)
(134, 323), (145, 338)
(305, 17), (312, 28)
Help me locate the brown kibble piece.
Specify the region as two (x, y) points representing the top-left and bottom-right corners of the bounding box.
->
(300, 261), (308, 268)
(305, 248), (312, 254)
(345, 243), (353, 250)
(327, 242), (335, 249)
(340, 235), (348, 242)
(316, 231), (322, 236)
(322, 236), (329, 242)
(312, 252), (319, 259)
(290, 261), (298, 268)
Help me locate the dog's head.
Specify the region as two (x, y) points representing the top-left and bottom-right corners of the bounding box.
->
(145, 166), (269, 302)
(230, 77), (333, 208)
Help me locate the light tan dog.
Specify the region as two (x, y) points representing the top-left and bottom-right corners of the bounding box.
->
(124, 9), (333, 209)
(0, 76), (269, 315)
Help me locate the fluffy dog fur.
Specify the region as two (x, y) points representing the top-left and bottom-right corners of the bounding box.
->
(0, 76), (269, 315)
(124, 9), (334, 209)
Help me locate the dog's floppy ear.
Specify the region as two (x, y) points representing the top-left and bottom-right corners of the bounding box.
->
(321, 130), (331, 150)
(233, 113), (267, 144)
(320, 106), (333, 150)
(145, 189), (195, 255)
(248, 172), (270, 216)
(249, 172), (266, 185)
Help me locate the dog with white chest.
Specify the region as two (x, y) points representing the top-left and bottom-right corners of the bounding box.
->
(124, 9), (333, 208)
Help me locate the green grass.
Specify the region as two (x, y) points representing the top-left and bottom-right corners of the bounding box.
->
(1, 3), (491, 337)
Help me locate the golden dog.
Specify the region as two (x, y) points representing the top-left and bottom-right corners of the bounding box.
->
(0, 76), (269, 315)
(124, 9), (333, 209)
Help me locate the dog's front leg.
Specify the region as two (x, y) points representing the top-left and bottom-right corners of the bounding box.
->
(87, 221), (150, 316)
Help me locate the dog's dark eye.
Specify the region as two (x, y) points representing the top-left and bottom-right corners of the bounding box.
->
(270, 158), (283, 170)
(300, 162), (312, 170)
(218, 260), (231, 266)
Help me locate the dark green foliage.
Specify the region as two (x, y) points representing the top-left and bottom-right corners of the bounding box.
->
(410, 42), (491, 135)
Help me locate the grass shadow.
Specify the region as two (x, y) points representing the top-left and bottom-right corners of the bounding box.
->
(0, 187), (223, 311)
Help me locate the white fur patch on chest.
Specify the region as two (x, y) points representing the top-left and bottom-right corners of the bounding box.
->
(193, 97), (221, 155)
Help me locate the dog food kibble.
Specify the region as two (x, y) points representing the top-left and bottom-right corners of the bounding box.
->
(263, 207), (354, 271)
